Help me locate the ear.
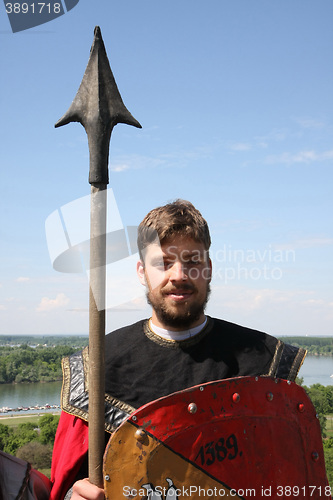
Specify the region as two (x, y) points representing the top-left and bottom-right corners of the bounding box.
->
(137, 260), (146, 286)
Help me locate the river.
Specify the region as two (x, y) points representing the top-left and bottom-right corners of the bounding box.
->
(0, 355), (332, 415)
(0, 380), (62, 414)
(298, 354), (333, 387)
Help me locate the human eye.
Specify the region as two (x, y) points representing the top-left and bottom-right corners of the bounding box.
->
(186, 256), (202, 266)
(163, 259), (176, 270)
(155, 260), (165, 269)
(191, 258), (201, 265)
(149, 257), (164, 269)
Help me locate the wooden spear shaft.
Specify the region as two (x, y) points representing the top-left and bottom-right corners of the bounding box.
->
(88, 184), (107, 485)
(55, 26), (141, 487)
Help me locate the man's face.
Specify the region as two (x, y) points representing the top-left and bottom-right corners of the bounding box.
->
(137, 235), (212, 330)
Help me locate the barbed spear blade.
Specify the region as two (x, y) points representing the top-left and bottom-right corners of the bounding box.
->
(55, 26), (141, 488)
(55, 25), (141, 184)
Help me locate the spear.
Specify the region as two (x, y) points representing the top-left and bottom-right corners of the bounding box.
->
(55, 26), (141, 487)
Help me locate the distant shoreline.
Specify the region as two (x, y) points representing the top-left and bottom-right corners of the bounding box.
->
(0, 404), (61, 416)
(0, 379), (62, 386)
(0, 411), (61, 419)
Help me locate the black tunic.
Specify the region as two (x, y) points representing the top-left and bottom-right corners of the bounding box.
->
(62, 316), (306, 433)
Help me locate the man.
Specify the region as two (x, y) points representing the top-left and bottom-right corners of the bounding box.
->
(50, 200), (306, 500)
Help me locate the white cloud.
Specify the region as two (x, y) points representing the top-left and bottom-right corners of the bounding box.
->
(109, 147), (213, 173)
(275, 237), (333, 251)
(208, 285), (291, 314)
(257, 142), (268, 149)
(36, 293), (70, 312)
(320, 151), (333, 160)
(206, 284), (333, 336)
(0, 305), (7, 311)
(292, 117), (325, 129)
(110, 154), (164, 172)
(110, 163), (130, 173)
(16, 277), (30, 282)
(255, 129), (288, 144)
(264, 149), (333, 165)
(107, 295), (147, 312)
(229, 142), (252, 152)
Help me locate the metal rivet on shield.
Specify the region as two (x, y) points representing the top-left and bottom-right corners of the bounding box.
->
(266, 392), (274, 402)
(135, 428), (146, 442)
(188, 402), (197, 414)
(132, 415), (137, 421)
(105, 475), (110, 482)
(311, 451), (319, 462)
(232, 393), (240, 403)
(297, 403), (305, 413)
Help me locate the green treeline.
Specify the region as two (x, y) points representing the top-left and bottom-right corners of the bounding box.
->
(0, 335), (89, 347)
(0, 414), (60, 472)
(0, 344), (82, 383)
(0, 336), (89, 384)
(302, 382), (333, 436)
(324, 439), (333, 489)
(302, 382), (333, 487)
(279, 336), (333, 356)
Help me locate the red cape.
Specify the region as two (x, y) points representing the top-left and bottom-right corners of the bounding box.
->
(50, 412), (89, 500)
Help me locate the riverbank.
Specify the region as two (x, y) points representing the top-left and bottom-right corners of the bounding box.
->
(0, 403), (60, 415)
(0, 412), (61, 428)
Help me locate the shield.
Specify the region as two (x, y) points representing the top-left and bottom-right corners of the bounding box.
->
(103, 376), (329, 499)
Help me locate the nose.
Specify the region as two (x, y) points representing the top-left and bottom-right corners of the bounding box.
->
(169, 261), (187, 282)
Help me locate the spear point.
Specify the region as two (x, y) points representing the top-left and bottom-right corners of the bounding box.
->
(55, 26), (142, 184)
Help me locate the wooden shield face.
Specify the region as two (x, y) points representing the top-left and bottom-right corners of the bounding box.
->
(103, 377), (329, 499)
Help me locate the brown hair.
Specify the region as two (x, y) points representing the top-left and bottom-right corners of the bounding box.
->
(137, 199), (211, 259)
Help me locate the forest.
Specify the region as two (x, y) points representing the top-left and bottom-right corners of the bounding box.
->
(0, 335), (89, 347)
(279, 336), (333, 356)
(0, 337), (88, 383)
(0, 414), (59, 475)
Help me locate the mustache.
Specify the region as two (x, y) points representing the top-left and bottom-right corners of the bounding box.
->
(162, 284), (196, 294)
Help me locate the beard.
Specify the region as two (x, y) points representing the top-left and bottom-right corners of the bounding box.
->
(146, 283), (211, 330)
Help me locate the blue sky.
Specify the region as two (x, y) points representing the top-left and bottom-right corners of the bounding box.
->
(0, 0), (332, 337)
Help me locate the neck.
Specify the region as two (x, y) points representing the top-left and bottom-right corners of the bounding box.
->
(150, 316), (207, 341)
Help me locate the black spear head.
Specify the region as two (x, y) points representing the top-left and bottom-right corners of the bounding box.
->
(55, 26), (142, 185)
